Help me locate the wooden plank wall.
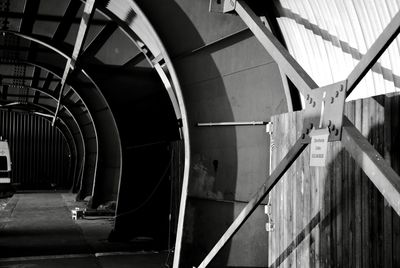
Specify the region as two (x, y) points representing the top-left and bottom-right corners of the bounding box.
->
(268, 95), (400, 267)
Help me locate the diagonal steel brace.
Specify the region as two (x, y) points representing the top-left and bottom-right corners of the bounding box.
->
(198, 137), (308, 268)
(196, 1), (400, 267)
(52, 0), (96, 126)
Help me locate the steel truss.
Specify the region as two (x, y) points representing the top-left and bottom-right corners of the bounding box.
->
(196, 0), (400, 267)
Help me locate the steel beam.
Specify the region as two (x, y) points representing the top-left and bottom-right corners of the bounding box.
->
(53, 1), (82, 42)
(52, 0), (96, 126)
(1, 85), (8, 100)
(0, 11), (107, 25)
(197, 137), (308, 268)
(342, 117), (400, 215)
(80, 22), (118, 60)
(122, 52), (146, 68)
(346, 10), (400, 97)
(19, 0), (40, 34)
(234, 0), (317, 96)
(198, 2), (400, 267)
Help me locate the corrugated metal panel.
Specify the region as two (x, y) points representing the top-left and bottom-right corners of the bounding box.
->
(277, 0), (400, 101)
(0, 110), (72, 190)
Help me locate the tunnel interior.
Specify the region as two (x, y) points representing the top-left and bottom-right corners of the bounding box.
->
(0, 0), (356, 267)
(0, 0), (185, 261)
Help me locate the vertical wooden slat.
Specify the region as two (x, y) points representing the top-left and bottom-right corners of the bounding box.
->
(294, 113), (303, 268)
(377, 97), (385, 267)
(383, 96), (393, 267)
(360, 98), (370, 268)
(277, 113), (284, 267)
(368, 97), (378, 268)
(391, 95), (400, 267)
(269, 94), (400, 268)
(336, 135), (343, 268)
(354, 99), (362, 268)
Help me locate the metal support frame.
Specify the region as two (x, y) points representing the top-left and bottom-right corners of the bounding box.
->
(198, 1), (400, 267)
(52, 0), (96, 126)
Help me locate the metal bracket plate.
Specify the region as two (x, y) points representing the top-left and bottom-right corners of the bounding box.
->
(302, 80), (347, 143)
(209, 0), (236, 13)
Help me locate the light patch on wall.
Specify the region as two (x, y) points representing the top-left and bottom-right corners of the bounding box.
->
(189, 155), (223, 200)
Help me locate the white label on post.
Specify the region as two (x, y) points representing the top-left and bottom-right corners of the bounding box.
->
(309, 128), (329, 167)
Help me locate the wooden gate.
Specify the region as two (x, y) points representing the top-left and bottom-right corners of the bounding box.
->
(269, 95), (400, 267)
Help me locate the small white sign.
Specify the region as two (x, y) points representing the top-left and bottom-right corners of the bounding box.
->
(309, 128), (329, 167)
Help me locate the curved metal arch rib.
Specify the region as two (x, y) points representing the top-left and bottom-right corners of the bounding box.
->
(3, 29), (124, 204)
(96, 2), (191, 265)
(0, 34), (102, 199)
(0, 101), (81, 185)
(0, 81), (87, 191)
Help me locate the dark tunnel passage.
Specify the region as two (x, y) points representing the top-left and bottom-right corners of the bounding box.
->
(2, 0), (400, 267)
(0, 0), (186, 260)
(0, 110), (73, 190)
(0, 0), (290, 267)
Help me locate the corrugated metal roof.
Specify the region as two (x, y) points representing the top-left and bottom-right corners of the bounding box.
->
(278, 0), (400, 101)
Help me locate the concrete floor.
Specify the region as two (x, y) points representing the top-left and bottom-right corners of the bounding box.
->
(0, 193), (171, 267)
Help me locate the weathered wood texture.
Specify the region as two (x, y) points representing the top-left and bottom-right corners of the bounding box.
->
(268, 95), (400, 267)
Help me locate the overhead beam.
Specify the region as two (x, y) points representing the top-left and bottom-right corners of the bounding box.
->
(42, 73), (54, 90)
(63, 88), (76, 100)
(0, 93), (51, 99)
(80, 21), (118, 60)
(27, 42), (39, 62)
(53, 82), (62, 96)
(197, 137), (307, 268)
(30, 67), (41, 88)
(234, 0), (318, 96)
(346, 10), (400, 97)
(0, 11), (108, 24)
(52, 1), (82, 42)
(0, 75), (58, 81)
(0, 82), (84, 111)
(19, 0), (40, 34)
(1, 30), (73, 59)
(52, 0), (96, 126)
(173, 28), (252, 61)
(1, 85), (8, 100)
(342, 117), (400, 215)
(122, 52), (146, 69)
(33, 91), (41, 104)
(32, 67), (41, 103)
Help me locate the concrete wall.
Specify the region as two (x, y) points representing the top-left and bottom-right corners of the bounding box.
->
(136, 0), (288, 266)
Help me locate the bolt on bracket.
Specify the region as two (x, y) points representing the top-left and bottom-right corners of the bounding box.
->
(302, 80), (347, 143)
(209, 0), (236, 14)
